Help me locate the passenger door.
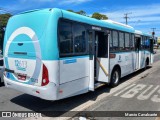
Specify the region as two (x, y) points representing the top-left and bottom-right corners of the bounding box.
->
(88, 29), (110, 91)
(95, 31), (109, 83)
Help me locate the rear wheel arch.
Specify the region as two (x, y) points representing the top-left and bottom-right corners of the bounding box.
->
(144, 57), (149, 70)
(109, 64), (121, 87)
(112, 64), (121, 77)
(146, 57), (149, 65)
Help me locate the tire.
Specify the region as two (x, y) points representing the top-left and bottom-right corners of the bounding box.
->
(0, 78), (2, 86)
(144, 59), (149, 70)
(109, 68), (120, 87)
(144, 61), (147, 70)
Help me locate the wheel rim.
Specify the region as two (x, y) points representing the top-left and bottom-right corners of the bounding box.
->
(112, 71), (119, 84)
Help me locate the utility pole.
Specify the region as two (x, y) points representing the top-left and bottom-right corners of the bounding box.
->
(124, 13), (132, 25)
(151, 28), (156, 43)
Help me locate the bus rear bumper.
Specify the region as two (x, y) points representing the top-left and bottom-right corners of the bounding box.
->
(4, 76), (58, 101)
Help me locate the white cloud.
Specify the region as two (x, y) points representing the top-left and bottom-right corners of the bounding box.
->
(3, 0), (92, 13)
(131, 21), (160, 27)
(102, 4), (160, 23)
(100, 4), (160, 35)
(2, 0), (55, 14)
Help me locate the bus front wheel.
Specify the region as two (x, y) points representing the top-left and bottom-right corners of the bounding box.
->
(109, 68), (120, 87)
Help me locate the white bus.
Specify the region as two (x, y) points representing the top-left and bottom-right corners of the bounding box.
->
(3, 8), (154, 100)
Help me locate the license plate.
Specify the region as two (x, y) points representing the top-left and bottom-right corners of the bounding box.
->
(17, 74), (26, 81)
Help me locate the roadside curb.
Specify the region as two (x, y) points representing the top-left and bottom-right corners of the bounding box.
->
(155, 117), (160, 120)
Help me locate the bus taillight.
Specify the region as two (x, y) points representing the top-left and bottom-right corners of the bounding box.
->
(42, 64), (49, 86)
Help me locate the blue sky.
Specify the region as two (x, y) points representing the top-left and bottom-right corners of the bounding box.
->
(0, 0), (160, 36)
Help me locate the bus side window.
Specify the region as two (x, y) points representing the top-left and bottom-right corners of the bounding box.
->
(144, 36), (150, 50)
(119, 32), (125, 51)
(112, 31), (119, 51)
(135, 37), (140, 51)
(73, 23), (86, 53)
(130, 34), (135, 50)
(59, 21), (73, 56)
(125, 33), (130, 51)
(109, 31), (113, 52)
(141, 36), (145, 50)
(88, 31), (94, 59)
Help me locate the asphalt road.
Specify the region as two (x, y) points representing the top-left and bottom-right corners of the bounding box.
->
(84, 52), (160, 120)
(0, 51), (160, 120)
(85, 71), (160, 120)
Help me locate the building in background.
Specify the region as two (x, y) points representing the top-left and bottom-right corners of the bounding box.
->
(157, 37), (160, 45)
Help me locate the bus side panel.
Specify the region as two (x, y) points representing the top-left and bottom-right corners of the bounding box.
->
(59, 57), (89, 84)
(140, 50), (146, 68)
(58, 77), (89, 100)
(132, 51), (137, 72)
(110, 52), (135, 78)
(145, 51), (151, 65)
(59, 57), (90, 99)
(109, 53), (126, 76)
(124, 52), (136, 76)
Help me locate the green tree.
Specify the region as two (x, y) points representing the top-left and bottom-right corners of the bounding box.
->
(92, 12), (108, 20)
(0, 13), (12, 27)
(67, 9), (74, 13)
(67, 10), (86, 16)
(0, 13), (12, 53)
(67, 10), (108, 20)
(76, 10), (86, 16)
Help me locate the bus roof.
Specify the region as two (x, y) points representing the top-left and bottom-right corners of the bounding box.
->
(61, 8), (135, 33)
(142, 32), (152, 37)
(14, 8), (152, 35)
(16, 8), (136, 33)
(18, 8), (52, 15)
(102, 20), (134, 29)
(135, 30), (151, 37)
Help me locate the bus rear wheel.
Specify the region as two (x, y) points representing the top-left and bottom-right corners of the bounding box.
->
(109, 68), (120, 87)
(144, 58), (149, 70)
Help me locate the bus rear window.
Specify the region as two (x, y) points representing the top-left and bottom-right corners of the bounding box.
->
(59, 21), (73, 54)
(59, 19), (87, 57)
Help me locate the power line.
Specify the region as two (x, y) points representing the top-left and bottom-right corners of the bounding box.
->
(124, 13), (132, 25)
(132, 20), (141, 27)
(151, 28), (156, 31)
